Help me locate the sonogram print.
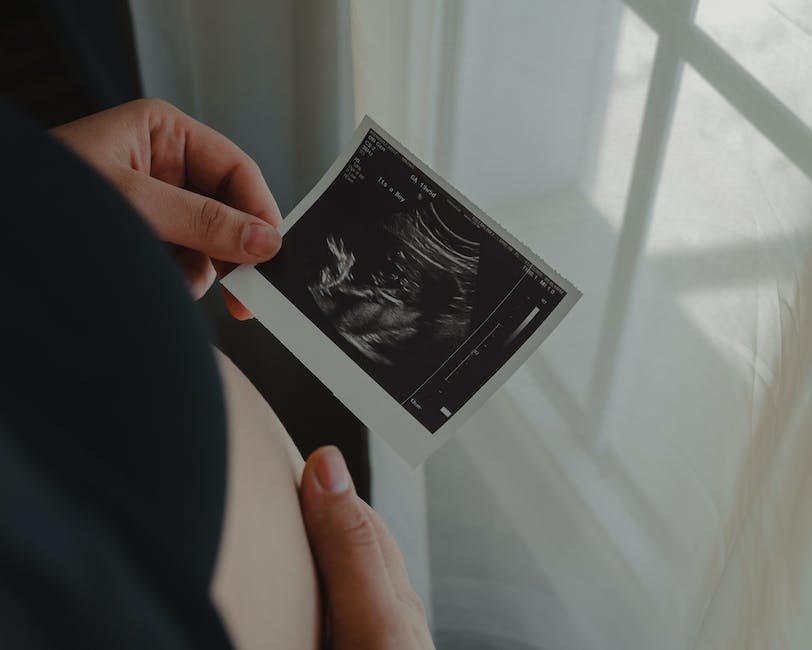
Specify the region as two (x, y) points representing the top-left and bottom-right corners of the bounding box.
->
(308, 203), (480, 366)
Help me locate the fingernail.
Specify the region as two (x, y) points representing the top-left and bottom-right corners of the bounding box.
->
(242, 223), (281, 258)
(315, 446), (352, 494)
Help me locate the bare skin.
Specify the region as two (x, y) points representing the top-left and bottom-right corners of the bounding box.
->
(213, 351), (435, 649)
(300, 448), (435, 649)
(212, 350), (320, 650)
(51, 98), (281, 319)
(53, 99), (434, 649)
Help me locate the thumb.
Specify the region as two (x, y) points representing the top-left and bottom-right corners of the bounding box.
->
(300, 446), (398, 644)
(123, 171), (282, 263)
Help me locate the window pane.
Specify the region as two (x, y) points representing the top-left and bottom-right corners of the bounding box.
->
(696, 0), (812, 126)
(646, 63), (812, 550)
(587, 7), (658, 227)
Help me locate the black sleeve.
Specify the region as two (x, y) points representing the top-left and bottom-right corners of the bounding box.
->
(0, 100), (232, 648)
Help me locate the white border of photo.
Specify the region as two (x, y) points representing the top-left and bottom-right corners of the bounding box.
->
(223, 116), (581, 466)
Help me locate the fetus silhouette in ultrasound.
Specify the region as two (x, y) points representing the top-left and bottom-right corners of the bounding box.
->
(308, 203), (480, 366)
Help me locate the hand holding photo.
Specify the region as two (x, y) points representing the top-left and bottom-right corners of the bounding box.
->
(223, 117), (581, 465)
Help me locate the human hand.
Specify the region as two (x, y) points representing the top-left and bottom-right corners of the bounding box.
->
(51, 98), (281, 319)
(300, 446), (434, 649)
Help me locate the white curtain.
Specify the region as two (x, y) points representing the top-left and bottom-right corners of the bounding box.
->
(132, 1), (812, 648)
(130, 0), (355, 214)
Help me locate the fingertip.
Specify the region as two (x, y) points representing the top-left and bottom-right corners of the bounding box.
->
(227, 306), (253, 321)
(222, 287), (253, 320)
(256, 182), (282, 228)
(300, 446), (354, 522)
(242, 222), (281, 259)
(264, 204), (283, 229)
(313, 446), (352, 494)
(303, 446), (351, 492)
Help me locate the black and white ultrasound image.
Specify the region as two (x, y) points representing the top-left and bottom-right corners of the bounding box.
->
(258, 129), (567, 433)
(307, 203), (480, 367)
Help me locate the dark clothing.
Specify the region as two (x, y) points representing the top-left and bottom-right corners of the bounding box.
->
(0, 101), (232, 647)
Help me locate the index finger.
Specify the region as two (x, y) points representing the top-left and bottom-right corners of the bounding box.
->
(147, 101), (282, 227)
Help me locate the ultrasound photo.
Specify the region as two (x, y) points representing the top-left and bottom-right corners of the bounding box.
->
(306, 203), (480, 367)
(247, 122), (579, 436)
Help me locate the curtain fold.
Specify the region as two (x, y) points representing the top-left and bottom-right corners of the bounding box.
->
(349, 1), (812, 648)
(130, 0), (354, 214)
(133, 1), (812, 647)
